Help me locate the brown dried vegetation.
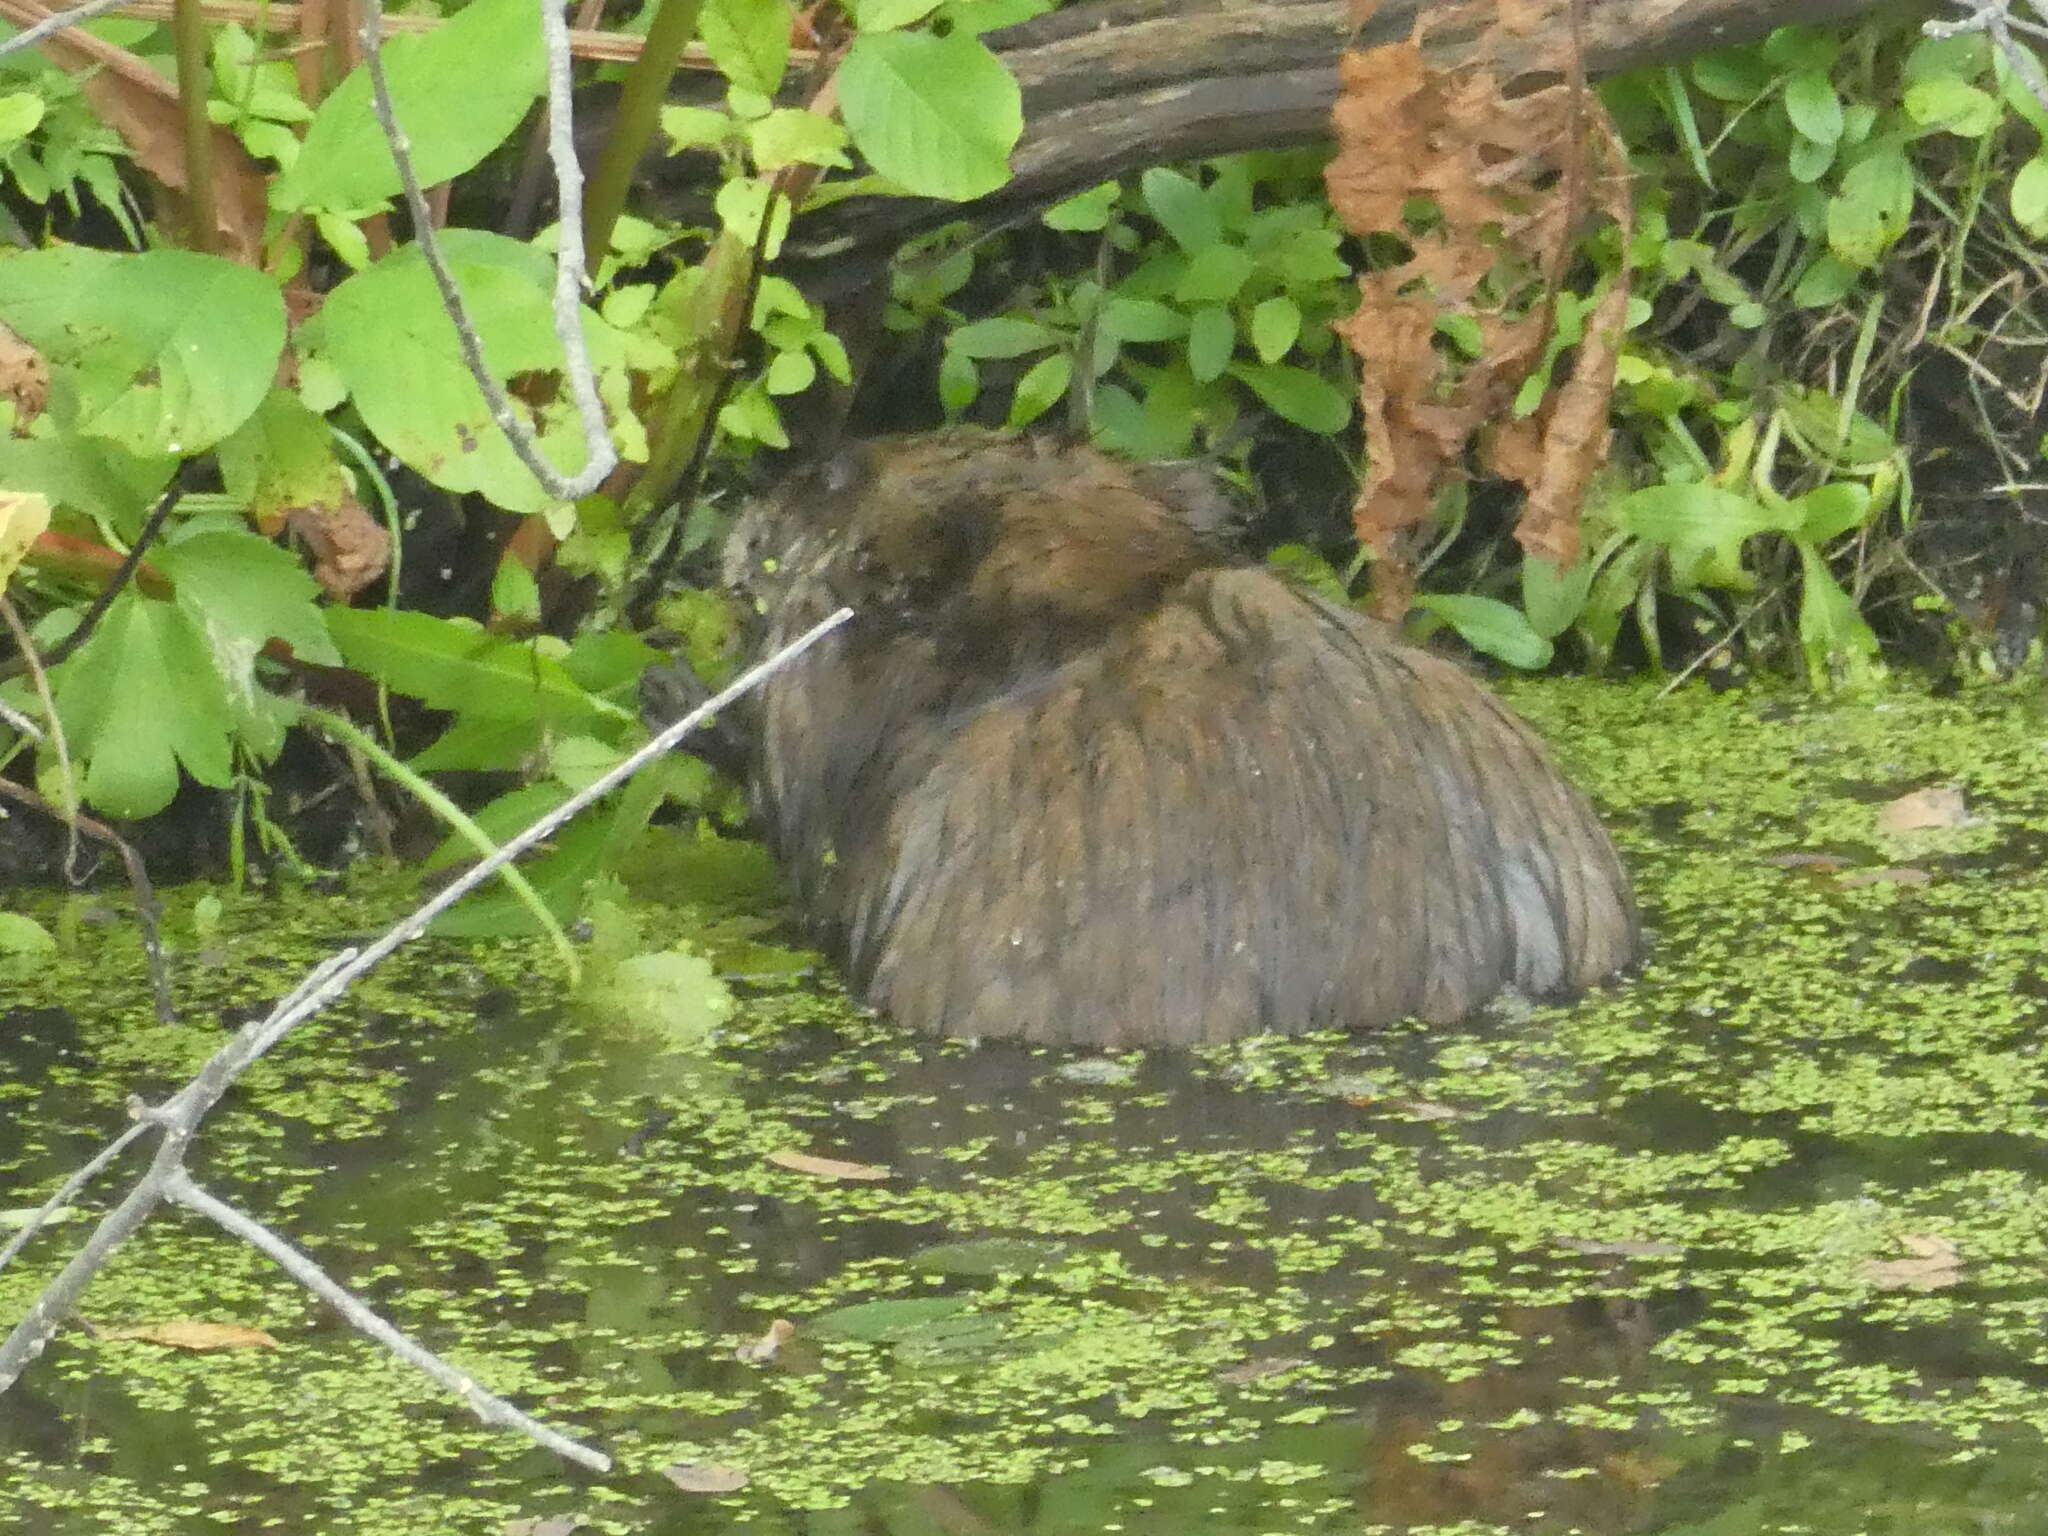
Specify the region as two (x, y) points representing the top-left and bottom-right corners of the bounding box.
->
(1326, 0), (1634, 610)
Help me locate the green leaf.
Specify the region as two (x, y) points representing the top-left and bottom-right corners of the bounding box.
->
(700, 0), (792, 96)
(272, 0), (543, 213)
(576, 940), (733, 1048)
(2013, 156), (2048, 236)
(1781, 70), (1842, 144)
(1903, 76), (2000, 137)
(304, 230), (624, 515)
(938, 348), (980, 414)
(1042, 180), (1118, 232)
(215, 386), (353, 533)
(1609, 482), (1797, 546)
(1229, 363), (1350, 432)
(0, 91), (44, 148)
(1006, 352), (1071, 429)
(1412, 594), (1553, 670)
(1825, 145), (1914, 268)
(1141, 167), (1220, 251)
(747, 107), (850, 172)
(854, 0), (940, 28)
(1250, 295), (1300, 364)
(948, 315), (1057, 359)
(810, 1295), (978, 1343)
(661, 104), (736, 152)
(1100, 296), (1187, 343)
(0, 248), (284, 455)
(53, 592), (235, 818)
(1796, 541), (1882, 687)
(1186, 305), (1234, 383)
(324, 607), (613, 726)
(157, 525), (340, 666)
(410, 712), (544, 773)
(1173, 243), (1253, 304)
(1788, 483), (1873, 543)
(1521, 551), (1597, 640)
(1791, 253), (1857, 309)
(1786, 133), (1835, 184)
(491, 554), (542, 625)
(838, 31), (1020, 201)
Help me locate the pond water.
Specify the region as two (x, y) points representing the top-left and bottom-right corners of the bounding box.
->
(6, 680), (2048, 1534)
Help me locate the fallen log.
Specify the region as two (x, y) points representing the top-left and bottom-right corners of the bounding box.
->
(780, 0), (1916, 264)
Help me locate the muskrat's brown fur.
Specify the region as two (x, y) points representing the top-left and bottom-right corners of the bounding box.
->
(723, 430), (1639, 1047)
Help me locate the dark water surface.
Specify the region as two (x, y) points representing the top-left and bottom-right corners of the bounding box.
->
(7, 683), (2048, 1533)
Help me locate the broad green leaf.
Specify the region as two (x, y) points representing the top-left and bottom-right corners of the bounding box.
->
(305, 230), (625, 514)
(215, 387), (352, 532)
(1100, 296), (1187, 343)
(324, 606), (614, 725)
(1521, 551), (1597, 641)
(1782, 70), (1842, 144)
(747, 108), (849, 172)
(1787, 133), (1835, 184)
(272, 0), (544, 213)
(838, 31), (1020, 200)
(1186, 305), (1234, 383)
(700, 0), (792, 96)
(854, 0), (940, 28)
(948, 315), (1057, 359)
(938, 348), (979, 414)
(410, 711), (543, 773)
(1228, 363), (1351, 432)
(1006, 352), (1071, 429)
(2014, 156), (2048, 236)
(1788, 482), (1873, 543)
(157, 525), (340, 666)
(0, 433), (170, 530)
(0, 91), (43, 147)
(1797, 541), (1882, 687)
(1791, 253), (1857, 309)
(1042, 180), (1118, 232)
(1250, 295), (1300, 363)
(0, 248), (284, 455)
(1903, 76), (2000, 137)
(1173, 243), (1253, 304)
(810, 1295), (977, 1342)
(1141, 167), (1220, 251)
(1825, 145), (1914, 267)
(662, 104), (735, 152)
(1609, 481), (1797, 546)
(54, 592), (234, 817)
(1412, 593), (1553, 670)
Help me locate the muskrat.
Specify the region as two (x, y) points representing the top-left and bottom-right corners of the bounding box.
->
(709, 429), (1638, 1047)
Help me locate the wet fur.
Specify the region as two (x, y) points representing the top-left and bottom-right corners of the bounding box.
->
(726, 431), (1639, 1047)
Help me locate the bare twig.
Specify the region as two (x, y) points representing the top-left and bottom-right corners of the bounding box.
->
(0, 606), (853, 1469)
(170, 1173), (604, 1465)
(0, 484), (182, 683)
(353, 0), (615, 502)
(1929, 1), (2048, 114)
(0, 775), (176, 1022)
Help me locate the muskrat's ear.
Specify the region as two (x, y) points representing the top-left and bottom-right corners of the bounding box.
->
(819, 442), (868, 498)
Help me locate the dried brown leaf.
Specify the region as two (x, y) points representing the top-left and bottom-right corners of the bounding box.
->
(1876, 786), (1968, 834)
(0, 0), (268, 263)
(1859, 1233), (1963, 1292)
(766, 1149), (892, 1181)
(101, 1320), (281, 1351)
(286, 496), (393, 601)
(662, 1462), (751, 1494)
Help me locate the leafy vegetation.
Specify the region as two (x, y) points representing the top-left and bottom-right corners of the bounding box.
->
(0, 3), (2038, 883)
